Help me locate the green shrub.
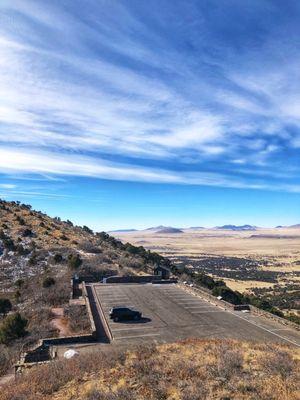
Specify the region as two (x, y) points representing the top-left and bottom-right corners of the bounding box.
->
(0, 313), (27, 344)
(15, 279), (25, 289)
(0, 299), (12, 316)
(53, 253), (63, 263)
(68, 254), (82, 270)
(16, 216), (25, 225)
(42, 277), (56, 288)
(82, 225), (93, 234)
(212, 286), (244, 305)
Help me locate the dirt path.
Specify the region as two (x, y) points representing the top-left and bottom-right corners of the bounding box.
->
(50, 308), (71, 337)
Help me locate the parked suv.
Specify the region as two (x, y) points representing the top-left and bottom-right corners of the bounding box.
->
(109, 307), (142, 322)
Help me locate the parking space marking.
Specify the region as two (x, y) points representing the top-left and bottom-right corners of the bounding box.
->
(102, 303), (129, 306)
(270, 328), (294, 332)
(101, 299), (129, 302)
(112, 326), (158, 332)
(184, 305), (216, 309)
(191, 310), (225, 314)
(176, 300), (207, 304)
(102, 305), (136, 308)
(115, 333), (161, 340)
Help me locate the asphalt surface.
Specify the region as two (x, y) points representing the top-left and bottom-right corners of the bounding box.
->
(91, 283), (300, 347)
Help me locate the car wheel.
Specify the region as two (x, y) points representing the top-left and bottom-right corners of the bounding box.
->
(134, 315), (138, 320)
(114, 317), (119, 322)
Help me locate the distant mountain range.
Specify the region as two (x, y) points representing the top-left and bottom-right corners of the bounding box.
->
(146, 226), (183, 234)
(215, 224), (257, 231)
(111, 223), (300, 233)
(109, 229), (137, 233)
(276, 224), (300, 229)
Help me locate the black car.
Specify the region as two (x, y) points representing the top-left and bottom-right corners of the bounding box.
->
(109, 307), (142, 322)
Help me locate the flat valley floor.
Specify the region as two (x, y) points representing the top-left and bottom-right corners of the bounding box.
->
(113, 228), (300, 293)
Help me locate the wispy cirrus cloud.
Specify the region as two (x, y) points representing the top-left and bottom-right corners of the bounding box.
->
(0, 147), (299, 194)
(0, 0), (300, 193)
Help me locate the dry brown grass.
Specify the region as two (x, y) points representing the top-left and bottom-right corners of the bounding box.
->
(1, 339), (299, 400)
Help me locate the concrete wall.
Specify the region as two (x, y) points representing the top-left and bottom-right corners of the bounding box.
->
(91, 284), (113, 341)
(81, 281), (97, 338)
(105, 275), (161, 284)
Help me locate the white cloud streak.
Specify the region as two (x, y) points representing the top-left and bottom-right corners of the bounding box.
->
(0, 147), (299, 193)
(0, 1), (299, 191)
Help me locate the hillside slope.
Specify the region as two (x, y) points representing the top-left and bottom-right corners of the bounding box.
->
(1, 339), (299, 400)
(0, 199), (168, 374)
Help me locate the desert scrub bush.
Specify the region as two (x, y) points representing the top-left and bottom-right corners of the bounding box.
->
(1, 339), (299, 400)
(0, 350), (123, 400)
(84, 388), (132, 400)
(39, 282), (70, 306)
(260, 348), (295, 379)
(53, 253), (63, 263)
(79, 241), (103, 254)
(0, 344), (12, 376)
(65, 305), (90, 333)
(180, 383), (209, 400)
(209, 342), (244, 380)
(0, 298), (12, 316)
(60, 234), (69, 241)
(25, 306), (57, 341)
(42, 276), (56, 288)
(68, 253), (82, 270)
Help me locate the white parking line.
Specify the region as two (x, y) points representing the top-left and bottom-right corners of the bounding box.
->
(100, 297), (129, 300)
(115, 333), (161, 340)
(112, 326), (156, 332)
(184, 305), (216, 309)
(183, 303), (215, 306)
(270, 328), (294, 332)
(101, 300), (129, 304)
(102, 305), (136, 309)
(191, 310), (225, 314)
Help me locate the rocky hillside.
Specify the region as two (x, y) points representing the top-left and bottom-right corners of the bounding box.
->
(1, 339), (299, 400)
(0, 199), (165, 291)
(0, 199), (168, 374)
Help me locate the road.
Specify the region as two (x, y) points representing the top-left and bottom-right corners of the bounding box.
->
(92, 283), (300, 347)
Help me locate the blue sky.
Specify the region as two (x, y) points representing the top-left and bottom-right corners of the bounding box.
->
(0, 0), (300, 230)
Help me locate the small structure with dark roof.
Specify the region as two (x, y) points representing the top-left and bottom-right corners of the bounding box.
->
(153, 264), (170, 280)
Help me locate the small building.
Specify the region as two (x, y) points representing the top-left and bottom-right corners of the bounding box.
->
(153, 264), (170, 280)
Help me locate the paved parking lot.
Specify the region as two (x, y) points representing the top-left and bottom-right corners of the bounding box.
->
(93, 283), (300, 347)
